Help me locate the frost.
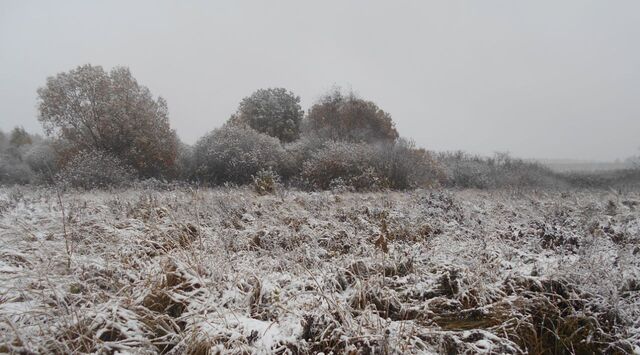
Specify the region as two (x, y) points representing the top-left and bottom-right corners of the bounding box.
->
(0, 187), (638, 353)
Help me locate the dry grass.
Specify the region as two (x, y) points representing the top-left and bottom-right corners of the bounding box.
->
(0, 186), (638, 354)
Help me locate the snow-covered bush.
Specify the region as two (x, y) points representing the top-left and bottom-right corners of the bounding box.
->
(375, 138), (443, 189)
(24, 140), (58, 183)
(282, 134), (328, 177)
(228, 88), (304, 143)
(301, 142), (385, 191)
(0, 155), (34, 185)
(252, 168), (280, 195)
(56, 150), (135, 189)
(438, 152), (494, 188)
(193, 125), (286, 185)
(490, 153), (563, 189)
(437, 151), (562, 189)
(305, 88), (399, 143)
(564, 169), (640, 190)
(301, 140), (441, 191)
(0, 128), (46, 185)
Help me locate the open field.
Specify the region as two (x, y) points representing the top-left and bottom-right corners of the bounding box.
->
(0, 186), (639, 354)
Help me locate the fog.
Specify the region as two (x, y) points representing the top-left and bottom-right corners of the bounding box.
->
(1, 0), (639, 161)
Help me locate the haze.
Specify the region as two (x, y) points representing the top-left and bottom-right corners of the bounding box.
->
(1, 1), (639, 161)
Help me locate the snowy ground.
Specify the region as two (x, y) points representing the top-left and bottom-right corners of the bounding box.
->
(0, 186), (638, 354)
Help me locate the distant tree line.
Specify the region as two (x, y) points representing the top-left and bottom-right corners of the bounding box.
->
(1, 64), (638, 191)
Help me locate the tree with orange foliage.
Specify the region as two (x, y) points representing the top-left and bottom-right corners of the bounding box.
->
(37, 64), (178, 178)
(306, 89), (398, 143)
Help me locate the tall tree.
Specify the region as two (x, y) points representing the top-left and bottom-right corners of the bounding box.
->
(37, 64), (179, 178)
(228, 88), (303, 143)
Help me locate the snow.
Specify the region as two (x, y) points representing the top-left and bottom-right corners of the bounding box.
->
(0, 186), (638, 353)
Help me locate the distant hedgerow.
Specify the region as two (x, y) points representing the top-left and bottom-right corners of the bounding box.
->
(436, 151), (563, 189)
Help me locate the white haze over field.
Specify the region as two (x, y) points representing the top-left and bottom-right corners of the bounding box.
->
(1, 0), (639, 161)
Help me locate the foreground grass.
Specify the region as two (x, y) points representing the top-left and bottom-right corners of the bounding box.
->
(0, 186), (638, 354)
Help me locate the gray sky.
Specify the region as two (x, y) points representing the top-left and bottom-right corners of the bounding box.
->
(1, 1), (639, 161)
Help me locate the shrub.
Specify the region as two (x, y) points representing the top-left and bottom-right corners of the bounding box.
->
(437, 151), (562, 189)
(9, 127), (33, 147)
(305, 88), (399, 143)
(24, 140), (58, 183)
(193, 125), (285, 185)
(0, 155), (34, 185)
(228, 88), (304, 143)
(0, 128), (48, 185)
(437, 151), (493, 189)
(301, 142), (382, 191)
(301, 140), (441, 191)
(490, 154), (563, 189)
(282, 134), (328, 177)
(562, 169), (640, 189)
(375, 139), (443, 189)
(252, 168), (280, 195)
(56, 150), (135, 189)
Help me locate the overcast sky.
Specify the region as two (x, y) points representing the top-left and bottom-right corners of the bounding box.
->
(1, 1), (639, 161)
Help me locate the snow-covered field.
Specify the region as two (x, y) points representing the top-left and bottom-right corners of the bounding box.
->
(0, 186), (638, 354)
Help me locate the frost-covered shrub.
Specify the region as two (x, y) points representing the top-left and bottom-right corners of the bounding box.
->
(438, 152), (493, 189)
(437, 151), (562, 189)
(301, 142), (384, 191)
(0, 129), (45, 185)
(0, 155), (34, 185)
(228, 88), (304, 143)
(305, 88), (399, 143)
(563, 169), (640, 189)
(252, 168), (280, 195)
(282, 134), (328, 177)
(328, 176), (350, 192)
(351, 166), (389, 191)
(301, 140), (442, 191)
(8, 127), (33, 147)
(24, 140), (58, 183)
(375, 138), (443, 189)
(56, 150), (135, 189)
(193, 125), (285, 185)
(490, 154), (563, 189)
